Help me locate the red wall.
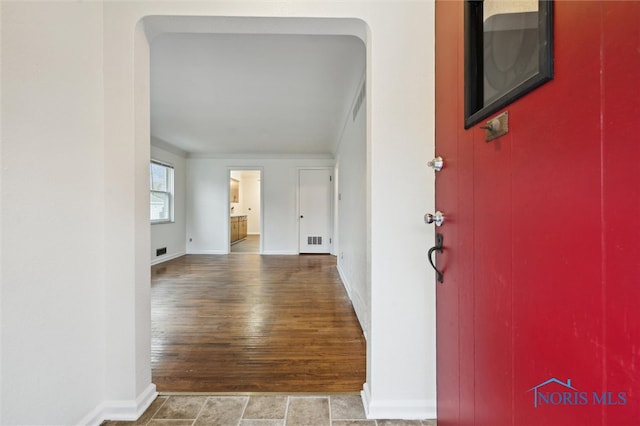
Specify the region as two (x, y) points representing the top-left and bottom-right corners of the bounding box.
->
(435, 2), (640, 425)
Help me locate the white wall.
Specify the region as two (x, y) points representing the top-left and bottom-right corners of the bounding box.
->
(365, 5), (435, 418)
(336, 73), (369, 339)
(188, 158), (333, 254)
(0, 2), (435, 424)
(1, 2), (106, 424)
(150, 145), (187, 264)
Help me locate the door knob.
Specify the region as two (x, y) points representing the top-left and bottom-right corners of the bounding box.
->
(424, 211), (445, 226)
(427, 156), (444, 172)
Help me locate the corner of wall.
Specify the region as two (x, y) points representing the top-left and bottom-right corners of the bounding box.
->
(77, 384), (157, 426)
(362, 385), (436, 421)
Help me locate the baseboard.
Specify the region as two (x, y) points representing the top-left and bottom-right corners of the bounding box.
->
(261, 251), (298, 255)
(361, 383), (436, 420)
(336, 263), (368, 340)
(151, 251), (185, 265)
(361, 382), (373, 418)
(187, 249), (228, 255)
(185, 249), (296, 256)
(77, 383), (158, 426)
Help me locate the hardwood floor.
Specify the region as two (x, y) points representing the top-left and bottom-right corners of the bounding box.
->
(151, 254), (366, 393)
(230, 234), (260, 253)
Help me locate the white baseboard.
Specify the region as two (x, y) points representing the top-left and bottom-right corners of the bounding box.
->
(361, 383), (436, 420)
(361, 383), (373, 418)
(187, 249), (228, 255)
(337, 263), (368, 340)
(77, 383), (158, 426)
(174, 249), (299, 256)
(151, 250), (185, 265)
(261, 251), (298, 255)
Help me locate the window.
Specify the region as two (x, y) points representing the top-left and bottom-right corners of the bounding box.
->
(464, 0), (553, 128)
(150, 161), (174, 223)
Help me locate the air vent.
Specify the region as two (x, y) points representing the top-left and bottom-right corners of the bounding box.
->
(307, 236), (323, 245)
(156, 247), (167, 256)
(352, 81), (366, 121)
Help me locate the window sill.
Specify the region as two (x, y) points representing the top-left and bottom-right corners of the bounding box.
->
(151, 220), (175, 225)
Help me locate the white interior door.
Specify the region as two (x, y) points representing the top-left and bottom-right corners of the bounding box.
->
(299, 169), (332, 254)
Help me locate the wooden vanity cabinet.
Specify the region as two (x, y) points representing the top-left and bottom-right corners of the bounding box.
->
(239, 216), (247, 239)
(230, 217), (239, 242)
(230, 215), (247, 243)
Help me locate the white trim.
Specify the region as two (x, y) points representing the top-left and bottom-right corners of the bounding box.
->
(151, 251), (185, 266)
(150, 161), (175, 222)
(151, 136), (188, 158)
(297, 167), (334, 254)
(227, 167), (264, 255)
(361, 382), (373, 417)
(150, 158), (174, 169)
(77, 384), (158, 426)
(187, 249), (228, 255)
(150, 219), (175, 225)
(260, 251), (298, 255)
(361, 384), (436, 420)
(337, 262), (368, 340)
(189, 152), (334, 160)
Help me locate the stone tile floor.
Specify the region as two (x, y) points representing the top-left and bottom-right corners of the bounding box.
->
(102, 394), (437, 426)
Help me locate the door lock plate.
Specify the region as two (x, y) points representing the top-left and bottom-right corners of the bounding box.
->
(482, 111), (509, 142)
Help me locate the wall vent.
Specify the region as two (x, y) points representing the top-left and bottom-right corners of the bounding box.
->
(307, 236), (323, 245)
(352, 81), (366, 121)
(156, 247), (167, 256)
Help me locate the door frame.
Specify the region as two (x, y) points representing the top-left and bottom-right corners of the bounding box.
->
(297, 166), (334, 255)
(227, 167), (264, 254)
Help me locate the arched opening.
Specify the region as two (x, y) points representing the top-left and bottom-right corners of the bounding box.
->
(140, 16), (370, 393)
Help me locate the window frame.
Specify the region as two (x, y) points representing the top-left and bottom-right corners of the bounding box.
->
(150, 160), (175, 225)
(464, 0), (554, 128)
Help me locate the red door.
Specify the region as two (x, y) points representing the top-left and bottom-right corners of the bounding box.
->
(434, 2), (640, 425)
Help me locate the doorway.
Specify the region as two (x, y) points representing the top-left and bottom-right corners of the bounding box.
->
(298, 168), (333, 254)
(144, 16), (370, 396)
(229, 169), (262, 254)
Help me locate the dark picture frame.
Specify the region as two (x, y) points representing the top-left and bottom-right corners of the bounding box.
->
(464, 0), (554, 128)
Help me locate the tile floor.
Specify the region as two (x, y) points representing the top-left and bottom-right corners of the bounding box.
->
(101, 394), (437, 426)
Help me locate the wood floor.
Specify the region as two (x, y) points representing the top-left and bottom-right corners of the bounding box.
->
(151, 254), (366, 393)
(230, 234), (260, 253)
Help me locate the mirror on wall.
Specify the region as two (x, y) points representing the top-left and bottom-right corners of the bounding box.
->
(230, 178), (240, 203)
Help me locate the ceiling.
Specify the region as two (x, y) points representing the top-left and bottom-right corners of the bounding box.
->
(150, 33), (366, 158)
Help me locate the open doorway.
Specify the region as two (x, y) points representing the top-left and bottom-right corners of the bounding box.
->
(229, 169), (262, 254)
(146, 17), (368, 394)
